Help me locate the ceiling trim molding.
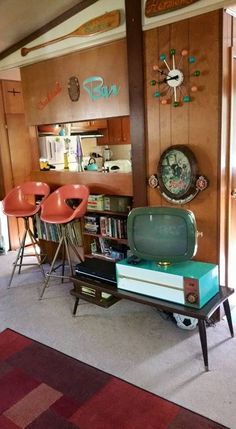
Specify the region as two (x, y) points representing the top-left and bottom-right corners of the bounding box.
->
(0, 0), (99, 61)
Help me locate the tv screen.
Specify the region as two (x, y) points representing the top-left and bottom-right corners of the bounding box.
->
(127, 206), (197, 264)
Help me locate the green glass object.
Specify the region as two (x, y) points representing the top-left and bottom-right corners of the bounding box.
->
(183, 96), (191, 103)
(170, 49), (176, 55)
(154, 91), (161, 97)
(173, 101), (180, 107)
(193, 70), (201, 77)
(150, 79), (157, 86)
(188, 56), (196, 64)
(160, 54), (166, 61)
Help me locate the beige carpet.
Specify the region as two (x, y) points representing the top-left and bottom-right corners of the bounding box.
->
(0, 251), (235, 428)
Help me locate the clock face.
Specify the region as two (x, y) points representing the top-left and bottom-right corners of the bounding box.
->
(166, 69), (184, 87)
(157, 145), (198, 201)
(150, 49), (201, 107)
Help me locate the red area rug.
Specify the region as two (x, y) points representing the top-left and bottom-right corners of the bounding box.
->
(0, 328), (228, 429)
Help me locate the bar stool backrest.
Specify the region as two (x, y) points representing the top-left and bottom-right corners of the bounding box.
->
(40, 184), (90, 224)
(3, 181), (50, 217)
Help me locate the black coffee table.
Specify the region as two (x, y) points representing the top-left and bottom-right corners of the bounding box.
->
(70, 277), (234, 371)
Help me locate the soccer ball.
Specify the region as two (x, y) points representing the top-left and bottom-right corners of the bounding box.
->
(173, 313), (198, 331)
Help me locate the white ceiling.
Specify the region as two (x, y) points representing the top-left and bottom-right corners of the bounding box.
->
(1, 0), (236, 58)
(0, 0), (91, 54)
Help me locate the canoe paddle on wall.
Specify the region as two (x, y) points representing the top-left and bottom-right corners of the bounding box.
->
(21, 10), (120, 57)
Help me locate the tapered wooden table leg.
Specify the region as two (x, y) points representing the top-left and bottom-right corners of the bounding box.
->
(223, 299), (234, 337)
(198, 320), (209, 371)
(73, 297), (80, 316)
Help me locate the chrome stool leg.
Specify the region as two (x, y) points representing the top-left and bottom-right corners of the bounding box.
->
(8, 217), (45, 288)
(8, 229), (27, 288)
(39, 224), (75, 299)
(39, 234), (65, 299)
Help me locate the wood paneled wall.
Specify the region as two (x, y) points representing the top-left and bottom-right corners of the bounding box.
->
(0, 80), (39, 249)
(144, 11), (221, 264)
(20, 39), (129, 125)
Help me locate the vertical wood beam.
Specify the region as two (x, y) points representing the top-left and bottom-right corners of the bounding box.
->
(125, 0), (147, 207)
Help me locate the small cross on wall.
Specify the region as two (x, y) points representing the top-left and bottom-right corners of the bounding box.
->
(7, 88), (21, 96)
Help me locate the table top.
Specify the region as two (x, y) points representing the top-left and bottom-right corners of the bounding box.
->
(71, 275), (234, 320)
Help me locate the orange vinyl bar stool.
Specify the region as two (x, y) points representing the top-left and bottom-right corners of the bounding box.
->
(2, 181), (50, 288)
(39, 184), (89, 299)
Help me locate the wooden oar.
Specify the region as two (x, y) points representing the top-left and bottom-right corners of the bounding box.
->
(21, 10), (120, 57)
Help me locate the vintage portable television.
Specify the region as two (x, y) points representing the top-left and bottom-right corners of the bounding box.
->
(116, 207), (219, 308)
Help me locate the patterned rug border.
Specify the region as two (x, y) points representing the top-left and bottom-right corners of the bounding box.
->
(0, 327), (229, 429)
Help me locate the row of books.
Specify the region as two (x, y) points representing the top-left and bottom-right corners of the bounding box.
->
(90, 237), (127, 261)
(34, 214), (82, 247)
(100, 216), (127, 239)
(84, 215), (127, 239)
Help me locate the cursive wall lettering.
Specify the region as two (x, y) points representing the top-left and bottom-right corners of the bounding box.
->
(37, 81), (62, 110)
(83, 76), (120, 101)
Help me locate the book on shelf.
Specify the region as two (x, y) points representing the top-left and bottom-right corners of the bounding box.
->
(84, 214), (100, 234)
(34, 214), (82, 246)
(99, 216), (107, 236)
(90, 237), (126, 261)
(66, 221), (82, 247)
(99, 216), (127, 239)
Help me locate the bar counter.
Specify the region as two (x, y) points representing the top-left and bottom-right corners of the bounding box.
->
(30, 170), (133, 196)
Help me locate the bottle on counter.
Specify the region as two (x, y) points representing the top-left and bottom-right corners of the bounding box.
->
(64, 152), (69, 169)
(103, 145), (113, 161)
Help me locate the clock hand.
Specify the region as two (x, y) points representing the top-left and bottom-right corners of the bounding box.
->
(155, 67), (170, 77)
(174, 87), (177, 102)
(158, 75), (179, 84)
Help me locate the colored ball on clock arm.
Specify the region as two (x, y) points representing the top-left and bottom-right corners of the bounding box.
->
(150, 50), (201, 107)
(181, 49), (188, 57)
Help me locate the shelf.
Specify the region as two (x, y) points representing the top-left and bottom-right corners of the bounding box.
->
(83, 232), (127, 244)
(70, 286), (120, 308)
(84, 253), (118, 262)
(87, 209), (129, 216)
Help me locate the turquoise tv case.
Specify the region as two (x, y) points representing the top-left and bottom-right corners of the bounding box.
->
(116, 259), (219, 308)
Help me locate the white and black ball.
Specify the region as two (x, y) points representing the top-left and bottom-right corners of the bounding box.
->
(173, 313), (198, 330)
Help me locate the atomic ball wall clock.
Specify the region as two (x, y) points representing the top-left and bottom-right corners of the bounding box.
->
(150, 49), (201, 107)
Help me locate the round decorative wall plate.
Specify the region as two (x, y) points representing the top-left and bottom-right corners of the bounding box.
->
(153, 145), (208, 204)
(150, 49), (201, 107)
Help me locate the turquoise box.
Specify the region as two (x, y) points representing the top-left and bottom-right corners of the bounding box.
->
(116, 259), (219, 308)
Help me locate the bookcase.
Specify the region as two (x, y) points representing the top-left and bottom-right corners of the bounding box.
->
(30, 170), (133, 265)
(70, 194), (132, 308)
(82, 194), (132, 262)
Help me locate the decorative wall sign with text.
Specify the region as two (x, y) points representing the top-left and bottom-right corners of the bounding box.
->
(36, 75), (120, 109)
(82, 76), (120, 101)
(150, 48), (201, 107)
(37, 81), (62, 110)
(148, 145), (208, 204)
(145, 0), (200, 17)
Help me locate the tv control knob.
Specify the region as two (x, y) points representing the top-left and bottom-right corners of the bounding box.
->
(186, 292), (198, 304)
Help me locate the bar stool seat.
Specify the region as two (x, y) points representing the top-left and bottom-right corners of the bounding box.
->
(3, 181), (50, 287)
(39, 184), (89, 299)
